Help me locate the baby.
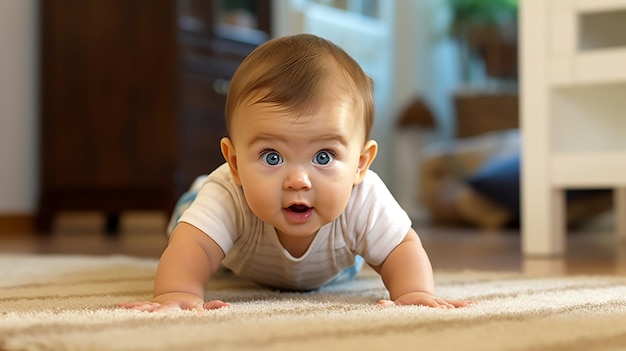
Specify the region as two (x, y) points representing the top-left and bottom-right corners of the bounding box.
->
(119, 34), (470, 312)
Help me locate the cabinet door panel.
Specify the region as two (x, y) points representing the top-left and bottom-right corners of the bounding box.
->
(40, 0), (177, 188)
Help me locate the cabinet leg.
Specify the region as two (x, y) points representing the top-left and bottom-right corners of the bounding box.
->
(616, 188), (626, 243)
(35, 212), (55, 236)
(36, 197), (56, 236)
(105, 213), (120, 236)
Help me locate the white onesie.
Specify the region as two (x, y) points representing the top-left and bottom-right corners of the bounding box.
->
(179, 163), (411, 291)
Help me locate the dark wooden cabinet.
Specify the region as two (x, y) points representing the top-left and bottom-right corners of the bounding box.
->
(176, 0), (271, 195)
(38, 0), (271, 232)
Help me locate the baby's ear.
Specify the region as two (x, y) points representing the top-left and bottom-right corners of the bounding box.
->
(354, 140), (377, 185)
(220, 137), (242, 185)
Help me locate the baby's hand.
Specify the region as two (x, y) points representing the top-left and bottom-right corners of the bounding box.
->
(377, 291), (473, 309)
(117, 292), (229, 312)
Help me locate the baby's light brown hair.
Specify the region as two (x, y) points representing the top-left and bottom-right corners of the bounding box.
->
(225, 34), (375, 141)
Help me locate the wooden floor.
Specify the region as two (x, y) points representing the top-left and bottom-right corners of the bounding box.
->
(2, 211), (626, 277)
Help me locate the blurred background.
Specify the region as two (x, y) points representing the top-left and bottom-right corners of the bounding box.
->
(0, 0), (616, 239)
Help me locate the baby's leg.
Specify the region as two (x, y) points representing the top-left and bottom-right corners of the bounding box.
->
(166, 175), (208, 235)
(325, 255), (365, 286)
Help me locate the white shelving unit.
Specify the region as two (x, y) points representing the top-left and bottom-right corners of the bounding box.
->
(521, 0), (626, 255)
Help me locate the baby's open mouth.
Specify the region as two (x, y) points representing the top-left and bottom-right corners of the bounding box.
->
(288, 204), (311, 213)
(284, 204), (313, 222)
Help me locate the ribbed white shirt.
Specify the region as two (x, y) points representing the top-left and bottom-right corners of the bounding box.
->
(179, 164), (411, 291)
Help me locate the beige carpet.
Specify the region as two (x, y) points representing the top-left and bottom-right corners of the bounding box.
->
(2, 254), (626, 351)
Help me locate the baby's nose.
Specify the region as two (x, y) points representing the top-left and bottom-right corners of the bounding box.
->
(283, 167), (311, 190)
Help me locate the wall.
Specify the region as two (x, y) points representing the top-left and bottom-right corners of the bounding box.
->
(0, 0), (38, 214)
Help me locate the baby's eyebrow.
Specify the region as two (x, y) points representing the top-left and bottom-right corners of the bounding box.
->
(248, 133), (348, 147)
(248, 134), (286, 146)
(315, 134), (349, 146)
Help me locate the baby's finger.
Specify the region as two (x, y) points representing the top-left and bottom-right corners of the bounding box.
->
(376, 299), (396, 307)
(127, 302), (163, 312)
(153, 303), (180, 312)
(448, 299), (476, 308)
(204, 300), (230, 310)
(117, 301), (157, 310)
(434, 298), (454, 309)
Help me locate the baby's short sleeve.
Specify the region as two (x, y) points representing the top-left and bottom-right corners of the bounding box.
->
(178, 164), (246, 254)
(343, 170), (412, 266)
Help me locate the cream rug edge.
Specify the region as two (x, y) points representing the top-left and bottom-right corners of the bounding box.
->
(2, 254), (626, 351)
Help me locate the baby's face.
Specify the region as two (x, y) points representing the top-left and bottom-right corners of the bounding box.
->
(226, 97), (369, 239)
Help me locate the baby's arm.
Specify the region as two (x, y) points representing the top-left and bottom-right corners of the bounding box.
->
(372, 228), (472, 308)
(118, 222), (228, 312)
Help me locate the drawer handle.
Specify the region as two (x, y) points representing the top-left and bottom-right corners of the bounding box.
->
(213, 79), (230, 95)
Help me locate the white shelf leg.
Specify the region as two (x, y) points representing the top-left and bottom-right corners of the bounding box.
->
(616, 187), (626, 243)
(551, 188), (567, 254)
(522, 184), (567, 256)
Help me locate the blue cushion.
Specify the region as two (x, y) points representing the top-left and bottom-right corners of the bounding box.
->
(466, 151), (611, 223)
(466, 152), (520, 216)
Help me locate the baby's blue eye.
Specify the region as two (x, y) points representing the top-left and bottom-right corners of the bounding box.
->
(261, 151), (283, 166)
(313, 150), (334, 165)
